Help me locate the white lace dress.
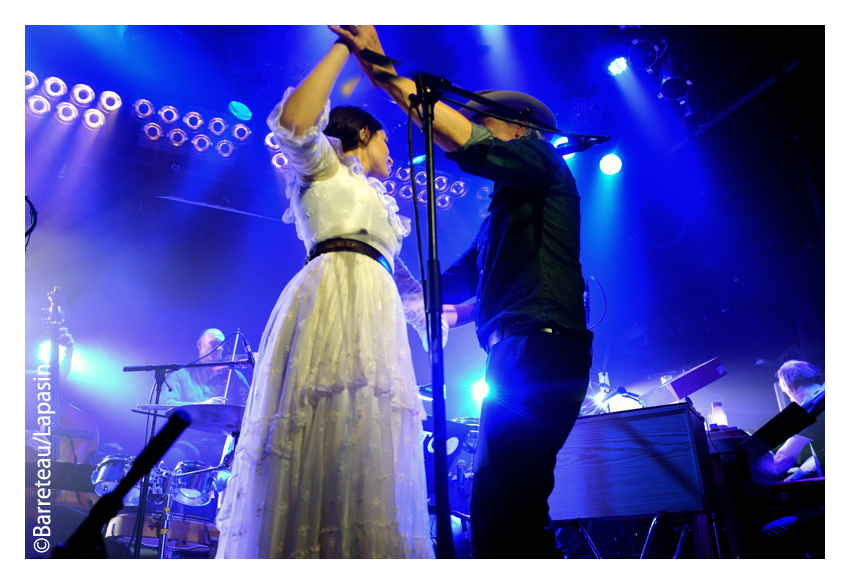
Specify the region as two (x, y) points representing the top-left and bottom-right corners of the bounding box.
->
(214, 89), (434, 559)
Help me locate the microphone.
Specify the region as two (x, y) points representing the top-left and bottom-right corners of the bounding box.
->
(239, 333), (256, 368)
(457, 459), (468, 492)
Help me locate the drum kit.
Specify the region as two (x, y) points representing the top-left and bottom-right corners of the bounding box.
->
(89, 403), (244, 559)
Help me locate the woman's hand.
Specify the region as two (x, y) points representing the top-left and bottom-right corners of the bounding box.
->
(328, 25), (397, 86)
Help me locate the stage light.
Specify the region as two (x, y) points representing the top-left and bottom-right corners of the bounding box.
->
(450, 181), (468, 197)
(398, 185), (414, 200)
(415, 171), (428, 186)
(142, 122), (163, 140)
(208, 117), (227, 136)
(271, 152), (289, 171)
(553, 137), (576, 161)
(183, 111), (205, 131)
(168, 128), (188, 147)
(42, 77), (67, 100)
(600, 154), (622, 175)
(25, 70), (38, 92)
(607, 57), (628, 76)
(682, 89), (709, 132)
(264, 132), (280, 151)
(411, 154), (426, 165)
(158, 105), (179, 124)
(628, 38), (666, 72)
(383, 180), (397, 195)
(476, 186), (491, 200)
(215, 139), (235, 157)
(228, 100), (252, 121)
(53, 101), (79, 124)
(82, 108), (106, 130)
(659, 57), (691, 101)
(231, 123), (251, 142)
(192, 134), (211, 152)
(98, 91), (122, 112)
(417, 190), (428, 204)
(70, 84), (95, 107)
(436, 193), (452, 210)
(38, 341), (66, 364)
(396, 167), (411, 182)
(26, 95), (51, 117)
(434, 176), (449, 192)
(472, 379), (490, 402)
(132, 99), (154, 119)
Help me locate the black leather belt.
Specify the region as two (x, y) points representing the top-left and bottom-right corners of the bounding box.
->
(486, 321), (568, 350)
(305, 238), (392, 275)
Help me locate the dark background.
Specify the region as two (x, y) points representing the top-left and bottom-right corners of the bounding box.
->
(23, 25), (825, 458)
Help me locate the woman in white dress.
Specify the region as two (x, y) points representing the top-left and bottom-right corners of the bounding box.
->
(215, 29), (437, 559)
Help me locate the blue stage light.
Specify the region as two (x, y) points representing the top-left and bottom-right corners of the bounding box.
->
(553, 137), (575, 161)
(38, 341), (66, 364)
(473, 379), (490, 401)
(600, 154), (622, 175)
(607, 57), (628, 76)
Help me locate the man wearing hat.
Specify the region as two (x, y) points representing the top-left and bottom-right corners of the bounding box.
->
(335, 25), (593, 559)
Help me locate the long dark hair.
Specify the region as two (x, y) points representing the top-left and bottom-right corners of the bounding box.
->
(325, 105), (383, 152)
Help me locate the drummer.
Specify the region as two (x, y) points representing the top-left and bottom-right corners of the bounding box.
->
(161, 329), (250, 468)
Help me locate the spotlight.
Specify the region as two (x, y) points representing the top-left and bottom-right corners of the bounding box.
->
(142, 122), (163, 140)
(472, 379), (490, 401)
(628, 38), (666, 72)
(682, 89), (710, 132)
(183, 111), (204, 131)
(168, 128), (188, 147)
(158, 105), (179, 124)
(132, 99), (154, 119)
(264, 132), (280, 151)
(271, 152), (288, 171)
(607, 57), (628, 76)
(228, 100), (252, 121)
(53, 102), (79, 124)
(70, 84), (95, 107)
(215, 139), (235, 157)
(82, 108), (106, 130)
(26, 95), (51, 117)
(231, 123), (251, 142)
(383, 180), (397, 195)
(395, 167), (411, 182)
(436, 193), (452, 210)
(415, 171), (428, 186)
(659, 58), (691, 101)
(434, 176), (449, 192)
(208, 117), (227, 136)
(42, 77), (67, 100)
(479, 206), (490, 219)
(450, 181), (468, 197)
(600, 153), (622, 175)
(25, 70), (38, 92)
(398, 185), (414, 200)
(98, 91), (122, 112)
(476, 186), (491, 200)
(192, 134), (211, 152)
(417, 190), (428, 204)
(38, 341), (66, 365)
(553, 137), (575, 161)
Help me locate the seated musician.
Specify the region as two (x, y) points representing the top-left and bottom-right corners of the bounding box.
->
(161, 328), (250, 468)
(759, 360), (825, 558)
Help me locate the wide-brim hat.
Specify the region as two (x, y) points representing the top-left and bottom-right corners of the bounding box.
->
(457, 90), (557, 142)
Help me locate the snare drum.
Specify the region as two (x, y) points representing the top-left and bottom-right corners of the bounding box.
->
(172, 461), (216, 506)
(90, 455), (140, 505)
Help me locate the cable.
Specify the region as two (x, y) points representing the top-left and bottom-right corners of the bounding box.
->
(585, 276), (607, 330)
(25, 195), (38, 249)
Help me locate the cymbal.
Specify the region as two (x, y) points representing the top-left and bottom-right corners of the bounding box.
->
(167, 404), (246, 435)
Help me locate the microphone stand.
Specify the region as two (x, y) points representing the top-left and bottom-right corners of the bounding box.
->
(409, 74), (453, 559)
